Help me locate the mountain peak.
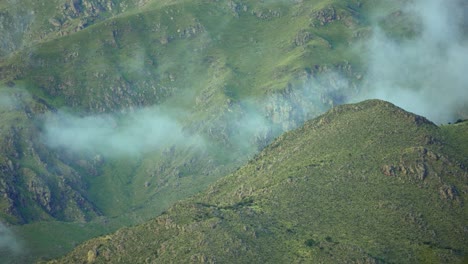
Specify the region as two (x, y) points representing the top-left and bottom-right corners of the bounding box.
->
(312, 99), (435, 128)
(52, 100), (468, 263)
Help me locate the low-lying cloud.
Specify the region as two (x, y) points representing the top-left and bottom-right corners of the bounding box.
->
(43, 107), (205, 157)
(41, 72), (342, 158)
(358, 0), (468, 124)
(0, 222), (22, 257)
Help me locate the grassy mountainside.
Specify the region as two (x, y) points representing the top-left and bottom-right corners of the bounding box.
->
(0, 0), (367, 224)
(50, 100), (468, 264)
(0, 0), (374, 229)
(2, 0), (366, 112)
(0, 0), (375, 261)
(0, 0), (150, 57)
(0, 0), (467, 262)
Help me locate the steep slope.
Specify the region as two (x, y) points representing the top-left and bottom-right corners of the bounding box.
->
(1, 0), (467, 262)
(0, 0), (370, 261)
(0, 87), (101, 223)
(2, 0), (364, 112)
(0, 0), (151, 58)
(51, 100), (468, 263)
(0, 0), (366, 225)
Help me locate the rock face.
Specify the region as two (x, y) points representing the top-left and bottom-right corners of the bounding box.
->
(0, 91), (100, 223)
(52, 100), (468, 264)
(381, 147), (447, 181)
(313, 6), (338, 26)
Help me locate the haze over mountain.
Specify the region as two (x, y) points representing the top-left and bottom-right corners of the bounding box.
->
(38, 0), (468, 159)
(358, 0), (468, 124)
(0, 0), (467, 263)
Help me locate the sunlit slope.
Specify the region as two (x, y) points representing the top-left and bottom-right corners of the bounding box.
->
(3, 0), (364, 112)
(0, 0), (153, 57)
(0, 0), (366, 224)
(52, 100), (468, 263)
(3, 0), (467, 262)
(0, 1), (369, 261)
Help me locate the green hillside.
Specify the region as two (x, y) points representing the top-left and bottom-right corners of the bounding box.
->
(1, 0), (369, 226)
(0, 0), (373, 261)
(49, 100), (468, 263)
(0, 0), (467, 262)
(0, 0), (150, 57)
(0, 0), (368, 224)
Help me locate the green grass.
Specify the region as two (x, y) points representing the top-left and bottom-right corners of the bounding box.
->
(2, 0), (465, 262)
(1, 0), (368, 224)
(0, 0), (155, 58)
(440, 121), (468, 165)
(2, 0), (365, 112)
(52, 100), (468, 263)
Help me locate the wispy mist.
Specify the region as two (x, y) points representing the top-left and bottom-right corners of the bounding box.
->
(0, 1), (35, 57)
(0, 94), (17, 111)
(41, 72), (340, 158)
(0, 222), (22, 257)
(0, 89), (17, 110)
(359, 0), (468, 123)
(43, 107), (205, 157)
(0, 87), (29, 112)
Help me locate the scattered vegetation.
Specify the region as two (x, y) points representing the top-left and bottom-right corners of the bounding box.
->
(50, 100), (468, 263)
(0, 0), (466, 262)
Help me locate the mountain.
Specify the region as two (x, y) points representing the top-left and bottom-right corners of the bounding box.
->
(0, 0), (369, 260)
(0, 0), (150, 57)
(0, 0), (467, 262)
(49, 100), (468, 263)
(0, 0), (366, 224)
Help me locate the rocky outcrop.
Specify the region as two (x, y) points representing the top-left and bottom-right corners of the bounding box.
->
(23, 168), (53, 212)
(251, 8), (281, 20)
(310, 5), (359, 28)
(381, 146), (467, 205)
(0, 94), (101, 223)
(293, 30), (313, 46)
(312, 6), (338, 26)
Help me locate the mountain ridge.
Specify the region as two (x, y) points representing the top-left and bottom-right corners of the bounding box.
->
(48, 99), (468, 263)
(1, 0), (467, 262)
(0, 0), (367, 227)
